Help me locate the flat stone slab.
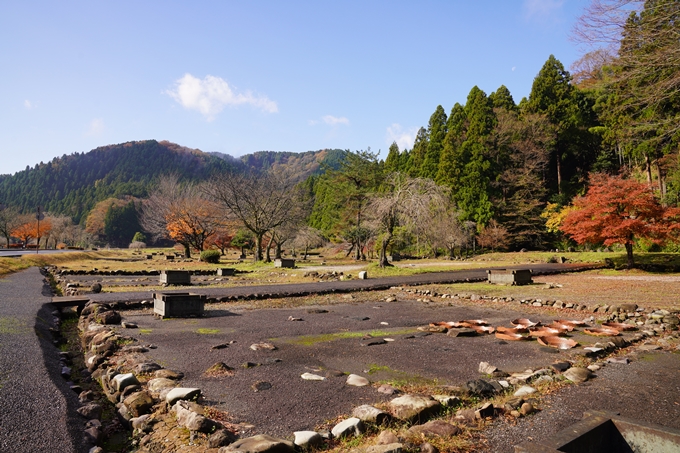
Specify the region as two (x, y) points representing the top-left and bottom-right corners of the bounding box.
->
(220, 434), (296, 453)
(346, 374), (370, 387)
(389, 395), (441, 423)
(331, 417), (364, 438)
(166, 387), (201, 405)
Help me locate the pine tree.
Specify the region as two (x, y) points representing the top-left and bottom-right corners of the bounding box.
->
(489, 85), (516, 111)
(384, 142), (401, 174)
(420, 105), (448, 179)
(406, 127), (429, 177)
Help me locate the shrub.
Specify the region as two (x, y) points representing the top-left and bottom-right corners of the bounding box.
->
(201, 249), (221, 263)
(132, 232), (147, 243)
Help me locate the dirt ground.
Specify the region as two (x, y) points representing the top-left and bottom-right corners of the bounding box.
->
(112, 285), (679, 446)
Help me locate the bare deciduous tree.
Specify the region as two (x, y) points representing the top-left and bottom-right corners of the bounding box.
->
(0, 205), (22, 247)
(292, 226), (325, 259)
(206, 171), (299, 261)
(367, 173), (447, 268)
(477, 219), (511, 252)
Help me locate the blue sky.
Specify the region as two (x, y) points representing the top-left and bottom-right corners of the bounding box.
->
(1, 0), (589, 175)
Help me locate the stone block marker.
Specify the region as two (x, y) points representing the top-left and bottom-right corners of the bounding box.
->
(274, 258), (296, 268)
(487, 268), (532, 285)
(153, 292), (205, 318)
(216, 268), (236, 276)
(359, 271), (368, 279)
(160, 270), (191, 285)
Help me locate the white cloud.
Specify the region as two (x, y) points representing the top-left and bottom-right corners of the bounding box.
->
(386, 123), (417, 151)
(512, 66), (516, 72)
(87, 118), (105, 136)
(323, 115), (350, 126)
(166, 73), (278, 120)
(24, 100), (32, 109)
(309, 115), (350, 126)
(523, 0), (564, 20)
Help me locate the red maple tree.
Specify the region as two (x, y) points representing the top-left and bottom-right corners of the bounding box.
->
(560, 173), (680, 268)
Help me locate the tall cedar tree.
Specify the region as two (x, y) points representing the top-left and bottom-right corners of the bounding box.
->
(455, 86), (497, 227)
(560, 173), (680, 268)
(384, 142), (402, 174)
(420, 106), (448, 179)
(526, 55), (578, 197)
(407, 128), (429, 177)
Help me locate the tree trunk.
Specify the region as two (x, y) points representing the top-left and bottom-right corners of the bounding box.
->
(645, 154), (653, 188)
(183, 243), (191, 259)
(625, 242), (635, 269)
(255, 233), (264, 261)
(379, 236), (393, 268)
(275, 241), (283, 259)
(655, 157), (665, 199)
(556, 151), (562, 195)
(265, 235), (274, 262)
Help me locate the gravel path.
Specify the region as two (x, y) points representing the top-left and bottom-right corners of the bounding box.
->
(0, 267), (86, 453)
(80, 262), (597, 304)
(482, 350), (680, 452)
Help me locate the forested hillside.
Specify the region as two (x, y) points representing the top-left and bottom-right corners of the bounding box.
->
(0, 141), (343, 225)
(0, 140), (240, 223)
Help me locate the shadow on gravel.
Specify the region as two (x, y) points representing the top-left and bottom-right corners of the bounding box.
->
(204, 309), (241, 318)
(34, 299), (89, 453)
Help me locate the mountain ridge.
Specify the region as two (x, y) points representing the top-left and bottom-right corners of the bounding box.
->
(0, 140), (344, 223)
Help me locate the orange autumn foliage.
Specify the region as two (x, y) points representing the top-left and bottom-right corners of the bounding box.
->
(11, 218), (52, 246)
(560, 173), (680, 267)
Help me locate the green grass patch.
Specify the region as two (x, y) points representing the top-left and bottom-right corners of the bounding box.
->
(0, 317), (28, 334)
(139, 328), (153, 335)
(195, 328), (220, 335)
(276, 327), (417, 346)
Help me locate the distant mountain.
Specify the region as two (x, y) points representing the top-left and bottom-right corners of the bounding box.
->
(229, 148), (346, 181)
(0, 140), (345, 223)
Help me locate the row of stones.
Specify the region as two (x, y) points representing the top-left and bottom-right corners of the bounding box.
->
(54, 267), (224, 276)
(397, 286), (680, 325)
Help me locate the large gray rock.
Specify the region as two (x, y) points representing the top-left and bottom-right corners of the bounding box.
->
(563, 367), (593, 384)
(111, 373), (140, 392)
(408, 420), (461, 437)
(389, 395), (441, 423)
(154, 369), (184, 380)
(352, 405), (391, 425)
(293, 431), (323, 448)
(166, 387), (201, 405)
(210, 429), (238, 448)
(464, 379), (496, 396)
(148, 378), (177, 392)
(219, 434), (296, 452)
(376, 430), (399, 445)
(331, 417), (365, 438)
(175, 401), (221, 433)
(77, 403), (102, 420)
(513, 386), (537, 397)
(346, 374), (370, 387)
(124, 390), (154, 417)
(135, 362), (162, 374)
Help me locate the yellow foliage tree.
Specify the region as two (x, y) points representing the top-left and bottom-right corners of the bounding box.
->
(541, 202), (577, 233)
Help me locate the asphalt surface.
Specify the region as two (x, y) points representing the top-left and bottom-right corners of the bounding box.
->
(482, 350), (680, 452)
(0, 249), (72, 257)
(80, 262), (598, 304)
(0, 267), (86, 453)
